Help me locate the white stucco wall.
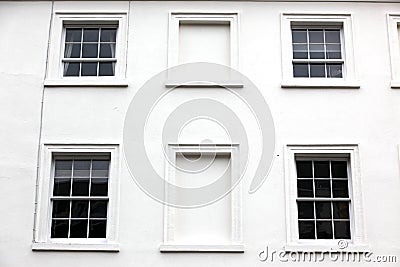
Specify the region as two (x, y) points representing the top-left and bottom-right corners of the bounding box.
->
(0, 1), (400, 266)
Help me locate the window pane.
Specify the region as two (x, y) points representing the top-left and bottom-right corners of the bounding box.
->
(333, 201), (349, 219)
(332, 180), (349, 198)
(51, 219), (69, 238)
(309, 30), (324, 43)
(296, 161), (312, 178)
(81, 62), (98, 76)
(310, 64), (326, 78)
(83, 29), (99, 42)
(69, 219), (88, 238)
(315, 201), (332, 219)
(92, 160), (109, 177)
(99, 62), (115, 76)
(334, 221), (351, 239)
(316, 221), (333, 239)
(309, 44), (325, 59)
(314, 161), (330, 178)
(298, 221), (315, 239)
(82, 43), (98, 58)
(292, 30), (307, 43)
(52, 200), (70, 218)
(90, 200), (108, 218)
(297, 201), (314, 219)
(64, 43), (81, 58)
(292, 44), (308, 59)
(327, 64), (343, 78)
(72, 178), (90, 196)
(326, 44), (341, 59)
(71, 200), (89, 218)
(90, 178), (108, 196)
(89, 219), (107, 238)
(315, 179), (331, 197)
(99, 43), (115, 58)
(64, 62), (80, 77)
(325, 30), (341, 43)
(293, 63), (309, 78)
(53, 178), (71, 196)
(331, 161), (348, 178)
(100, 28), (117, 42)
(65, 28), (82, 42)
(297, 179), (314, 197)
(54, 160), (72, 178)
(73, 160), (90, 178)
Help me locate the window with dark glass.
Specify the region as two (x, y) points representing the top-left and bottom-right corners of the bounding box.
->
(291, 28), (343, 78)
(51, 157), (110, 238)
(63, 27), (117, 77)
(296, 158), (351, 240)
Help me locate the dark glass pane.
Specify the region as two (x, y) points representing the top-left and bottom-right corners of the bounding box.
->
(332, 180), (349, 198)
(314, 161), (330, 178)
(297, 201), (314, 219)
(54, 160), (72, 178)
(53, 178), (71, 196)
(69, 219), (88, 238)
(89, 219), (107, 238)
(325, 30), (341, 43)
(73, 160), (90, 178)
(100, 28), (117, 42)
(293, 63), (309, 78)
(298, 221), (315, 239)
(331, 161), (348, 178)
(64, 62), (80, 77)
(309, 30), (324, 43)
(326, 44), (341, 59)
(315, 179), (331, 197)
(333, 202), (349, 219)
(297, 179), (313, 197)
(99, 62), (115, 76)
(334, 221), (351, 239)
(92, 160), (109, 177)
(296, 161), (312, 178)
(316, 201), (332, 219)
(64, 43), (81, 58)
(292, 44), (308, 59)
(292, 30), (307, 43)
(316, 221), (333, 239)
(90, 178), (108, 196)
(83, 28), (99, 42)
(326, 64), (343, 78)
(72, 178), (89, 196)
(71, 200), (89, 218)
(309, 44), (325, 59)
(310, 64), (326, 78)
(51, 219), (69, 238)
(90, 200), (108, 218)
(65, 28), (82, 42)
(99, 43), (115, 58)
(52, 200), (70, 218)
(82, 43), (98, 58)
(81, 62), (98, 76)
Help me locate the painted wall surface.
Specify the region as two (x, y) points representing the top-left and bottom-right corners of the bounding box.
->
(0, 1), (400, 266)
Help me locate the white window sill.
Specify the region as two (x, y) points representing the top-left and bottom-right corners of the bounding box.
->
(165, 81), (244, 88)
(44, 79), (128, 88)
(284, 243), (370, 253)
(159, 244), (245, 253)
(32, 242), (120, 252)
(281, 79), (360, 89)
(390, 80), (400, 88)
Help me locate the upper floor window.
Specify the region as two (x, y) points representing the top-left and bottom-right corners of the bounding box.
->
(63, 27), (117, 77)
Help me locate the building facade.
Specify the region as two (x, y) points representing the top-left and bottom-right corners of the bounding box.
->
(1, 0), (400, 266)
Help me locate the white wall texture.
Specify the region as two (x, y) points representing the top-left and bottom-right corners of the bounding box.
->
(0, 1), (400, 266)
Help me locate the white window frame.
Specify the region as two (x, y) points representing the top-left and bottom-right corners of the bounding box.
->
(160, 144), (244, 252)
(32, 144), (120, 251)
(284, 145), (368, 252)
(44, 12), (128, 87)
(281, 13), (359, 89)
(387, 14), (400, 88)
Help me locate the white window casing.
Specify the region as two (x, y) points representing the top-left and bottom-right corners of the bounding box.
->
(387, 13), (400, 88)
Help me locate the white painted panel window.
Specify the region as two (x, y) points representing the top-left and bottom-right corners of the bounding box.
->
(387, 14), (400, 88)
(178, 22), (231, 66)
